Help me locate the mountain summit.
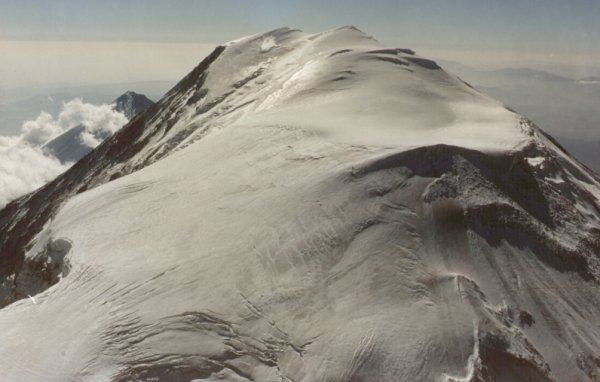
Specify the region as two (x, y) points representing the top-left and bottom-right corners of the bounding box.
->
(0, 27), (599, 381)
(113, 91), (155, 120)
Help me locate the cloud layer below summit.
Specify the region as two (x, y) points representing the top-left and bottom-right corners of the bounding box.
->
(0, 98), (127, 207)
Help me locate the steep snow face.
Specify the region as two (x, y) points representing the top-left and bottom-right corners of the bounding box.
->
(0, 27), (600, 382)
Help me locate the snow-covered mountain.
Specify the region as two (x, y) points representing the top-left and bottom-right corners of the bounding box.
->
(0, 27), (599, 381)
(42, 92), (154, 163)
(42, 124), (113, 163)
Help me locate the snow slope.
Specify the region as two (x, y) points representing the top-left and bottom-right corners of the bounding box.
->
(0, 27), (600, 381)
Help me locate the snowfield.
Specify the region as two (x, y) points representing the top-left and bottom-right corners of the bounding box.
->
(0, 27), (600, 381)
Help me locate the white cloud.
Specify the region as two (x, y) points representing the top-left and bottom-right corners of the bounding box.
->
(79, 131), (102, 148)
(0, 98), (128, 207)
(21, 111), (64, 145)
(21, 98), (128, 147)
(0, 136), (69, 207)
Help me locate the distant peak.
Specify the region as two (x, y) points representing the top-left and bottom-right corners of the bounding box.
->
(114, 91), (151, 101)
(113, 91), (154, 120)
(117, 91), (142, 99)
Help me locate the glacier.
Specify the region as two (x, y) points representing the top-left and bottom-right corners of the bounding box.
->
(0, 27), (599, 381)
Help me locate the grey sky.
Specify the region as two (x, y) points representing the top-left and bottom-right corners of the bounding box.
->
(1, 0), (600, 88)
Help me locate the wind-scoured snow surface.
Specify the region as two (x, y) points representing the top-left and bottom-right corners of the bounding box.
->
(1, 27), (600, 381)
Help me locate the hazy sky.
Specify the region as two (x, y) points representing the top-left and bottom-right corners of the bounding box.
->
(1, 0), (600, 88)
